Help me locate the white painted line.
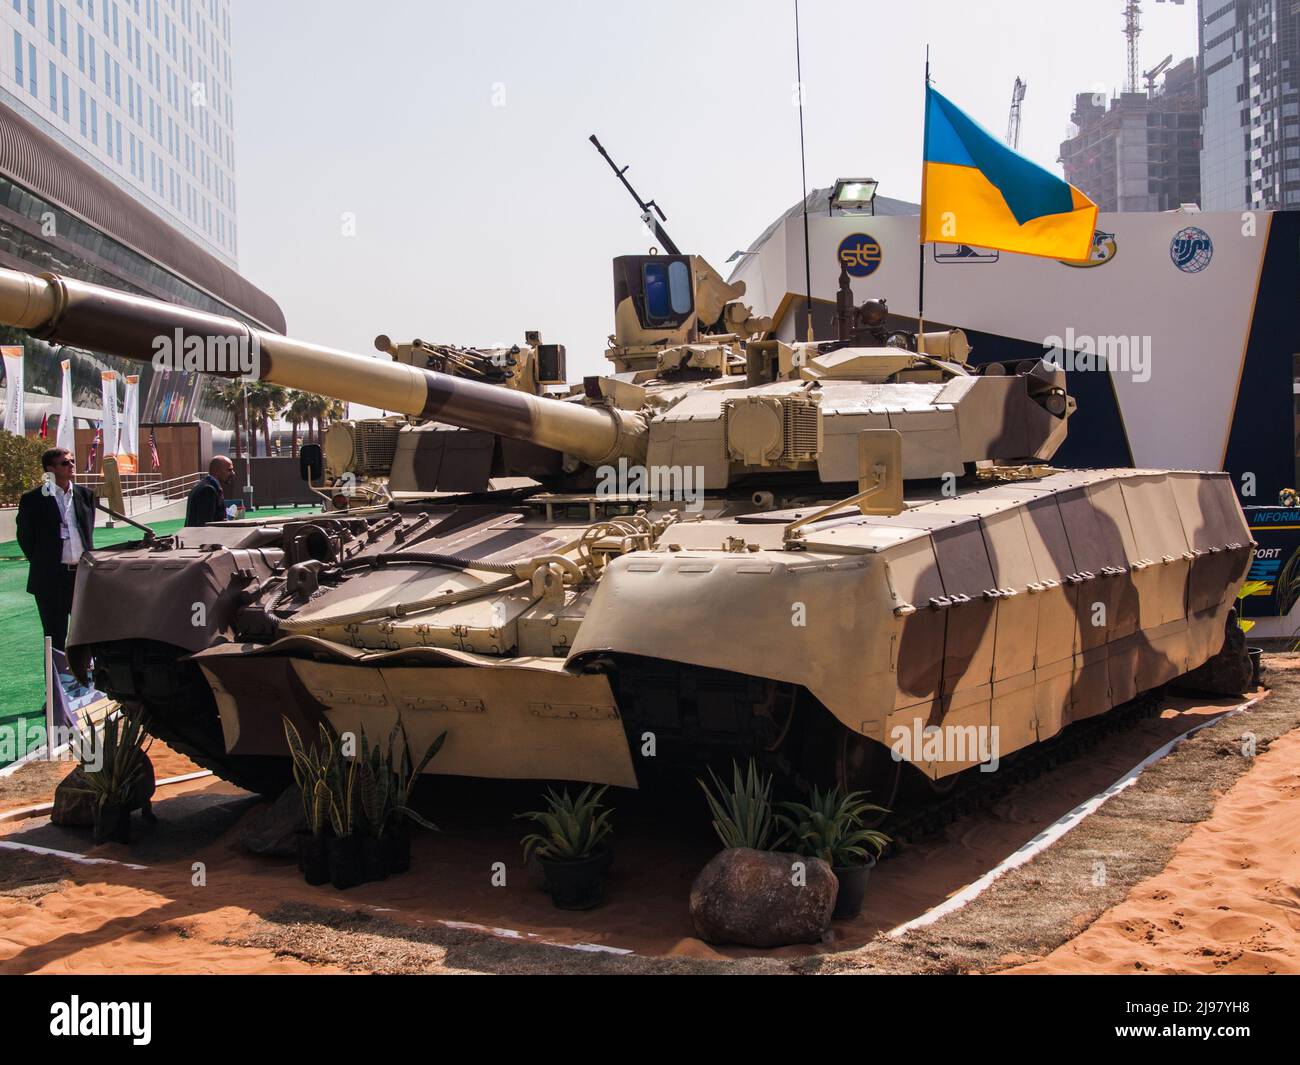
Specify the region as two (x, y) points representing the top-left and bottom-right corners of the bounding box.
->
(154, 771), (215, 788)
(0, 741), (71, 777)
(0, 770), (213, 823)
(887, 699), (1259, 938)
(435, 916), (633, 955)
(0, 839), (148, 870)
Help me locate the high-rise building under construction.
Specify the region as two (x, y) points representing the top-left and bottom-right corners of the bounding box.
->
(1059, 57), (1202, 213)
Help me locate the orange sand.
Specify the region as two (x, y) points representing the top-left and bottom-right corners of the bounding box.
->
(1007, 725), (1300, 975)
(0, 694), (1289, 973)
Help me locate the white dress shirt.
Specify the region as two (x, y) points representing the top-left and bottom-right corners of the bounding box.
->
(54, 482), (85, 565)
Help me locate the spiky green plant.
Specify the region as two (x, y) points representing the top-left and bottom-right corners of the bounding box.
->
(697, 758), (777, 851)
(518, 785), (613, 863)
(327, 752), (358, 838)
(775, 786), (891, 867)
(283, 717), (337, 838)
(388, 720), (445, 832)
(355, 726), (393, 838)
(73, 712), (152, 810)
(283, 716), (445, 837)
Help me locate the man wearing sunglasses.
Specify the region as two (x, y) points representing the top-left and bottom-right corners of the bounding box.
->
(16, 447), (96, 652)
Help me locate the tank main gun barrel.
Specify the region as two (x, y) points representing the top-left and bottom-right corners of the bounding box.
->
(0, 268), (646, 467)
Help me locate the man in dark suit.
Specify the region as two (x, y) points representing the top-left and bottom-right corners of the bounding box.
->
(16, 447), (96, 652)
(185, 455), (235, 527)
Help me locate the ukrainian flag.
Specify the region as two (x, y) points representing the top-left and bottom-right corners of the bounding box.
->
(921, 86), (1098, 261)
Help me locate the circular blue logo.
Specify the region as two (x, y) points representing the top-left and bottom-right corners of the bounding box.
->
(1170, 226), (1213, 273)
(838, 232), (883, 278)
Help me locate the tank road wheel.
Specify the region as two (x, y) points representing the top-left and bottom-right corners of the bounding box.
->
(835, 728), (903, 828)
(800, 705), (902, 826)
(912, 769), (961, 798)
(92, 640), (292, 797)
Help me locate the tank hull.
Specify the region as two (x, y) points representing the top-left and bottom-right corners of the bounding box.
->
(76, 468), (1250, 793)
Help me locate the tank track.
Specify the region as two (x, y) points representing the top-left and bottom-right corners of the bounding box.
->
(878, 691), (1165, 853)
(90, 640), (291, 797)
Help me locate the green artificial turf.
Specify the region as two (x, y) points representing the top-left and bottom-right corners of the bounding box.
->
(0, 505), (320, 765)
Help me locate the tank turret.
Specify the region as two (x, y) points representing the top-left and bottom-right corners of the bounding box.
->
(0, 265), (1073, 500)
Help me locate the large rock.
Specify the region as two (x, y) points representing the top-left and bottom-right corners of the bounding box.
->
(50, 766), (96, 826)
(240, 786), (307, 857)
(1173, 609), (1253, 697)
(51, 757), (156, 827)
(689, 847), (837, 948)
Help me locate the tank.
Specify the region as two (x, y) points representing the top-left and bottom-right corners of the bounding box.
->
(0, 260), (1253, 803)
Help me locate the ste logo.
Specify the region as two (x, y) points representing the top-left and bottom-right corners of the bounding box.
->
(1170, 226), (1213, 273)
(838, 233), (883, 278)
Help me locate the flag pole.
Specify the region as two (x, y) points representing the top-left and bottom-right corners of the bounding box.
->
(918, 46), (930, 354)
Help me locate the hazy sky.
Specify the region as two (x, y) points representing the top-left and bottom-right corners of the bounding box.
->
(232, 0), (1197, 397)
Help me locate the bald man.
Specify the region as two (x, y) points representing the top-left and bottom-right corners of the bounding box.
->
(185, 456), (235, 527)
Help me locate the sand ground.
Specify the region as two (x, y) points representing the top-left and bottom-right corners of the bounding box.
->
(1, 670), (1297, 975)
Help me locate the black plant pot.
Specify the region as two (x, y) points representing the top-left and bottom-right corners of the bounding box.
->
(297, 832), (330, 886)
(361, 835), (389, 882)
(540, 845), (612, 910)
(93, 802), (131, 845)
(328, 835), (364, 890)
(1248, 647), (1263, 688)
(831, 856), (877, 920)
(384, 825), (411, 875)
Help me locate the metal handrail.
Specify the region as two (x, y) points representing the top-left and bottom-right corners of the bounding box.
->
(81, 471), (203, 503)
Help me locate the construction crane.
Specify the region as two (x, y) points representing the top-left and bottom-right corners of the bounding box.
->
(1124, 1), (1141, 94)
(1006, 77), (1026, 149)
(1143, 53), (1173, 95)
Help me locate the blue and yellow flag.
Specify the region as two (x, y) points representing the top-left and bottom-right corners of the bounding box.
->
(921, 86), (1097, 261)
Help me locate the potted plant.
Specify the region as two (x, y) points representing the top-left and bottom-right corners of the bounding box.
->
(776, 786), (890, 920)
(73, 713), (154, 845)
(518, 785), (614, 910)
(325, 746), (363, 889)
(283, 717), (445, 885)
(697, 758), (778, 851)
(355, 728), (393, 882)
(283, 718), (334, 886)
(382, 721), (445, 874)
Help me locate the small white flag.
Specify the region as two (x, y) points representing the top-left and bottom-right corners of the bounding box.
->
(2, 345), (23, 435)
(56, 359), (75, 451)
(100, 371), (121, 456)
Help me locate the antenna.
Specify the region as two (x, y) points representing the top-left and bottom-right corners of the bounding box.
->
(1006, 77), (1026, 149)
(794, 0), (813, 343)
(1124, 1), (1141, 94)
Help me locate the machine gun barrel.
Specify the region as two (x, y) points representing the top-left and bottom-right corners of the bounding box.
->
(0, 268), (645, 466)
(589, 134), (681, 256)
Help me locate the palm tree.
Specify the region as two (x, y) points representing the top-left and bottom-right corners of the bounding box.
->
(303, 392), (332, 444)
(245, 382), (287, 457)
(285, 390), (315, 456)
(323, 398), (346, 437)
(211, 380), (248, 459)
